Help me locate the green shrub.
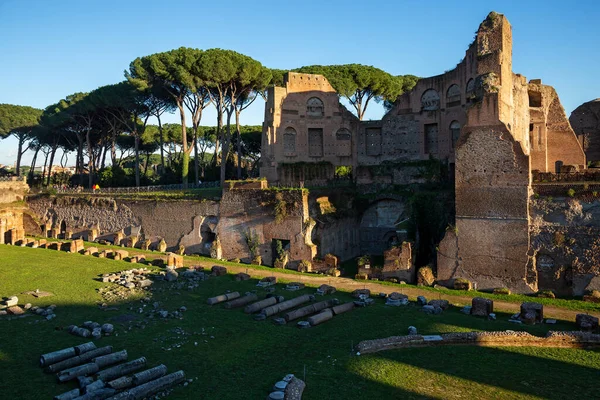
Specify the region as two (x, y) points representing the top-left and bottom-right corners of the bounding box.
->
(567, 188), (576, 197)
(537, 290), (556, 299)
(298, 260), (311, 273)
(251, 255), (262, 265)
(274, 192), (287, 223)
(493, 287), (511, 295)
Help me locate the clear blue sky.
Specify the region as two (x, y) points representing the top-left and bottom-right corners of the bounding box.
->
(0, 0), (599, 165)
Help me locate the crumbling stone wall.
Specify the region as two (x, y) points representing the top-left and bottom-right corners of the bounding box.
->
(216, 188), (316, 266)
(438, 13), (535, 293)
(528, 82), (586, 172)
(570, 98), (600, 162)
(530, 197), (600, 295)
(0, 177), (28, 244)
(26, 195), (219, 252)
(0, 178), (28, 203)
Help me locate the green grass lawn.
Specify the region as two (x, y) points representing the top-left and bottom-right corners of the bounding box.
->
(1, 245), (599, 399)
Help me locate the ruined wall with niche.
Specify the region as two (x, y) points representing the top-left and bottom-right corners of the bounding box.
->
(530, 198), (600, 296)
(0, 177), (28, 244)
(371, 52), (476, 165)
(26, 195), (220, 253)
(437, 13), (536, 293)
(216, 188), (316, 267)
(312, 217), (361, 262)
(529, 81), (586, 172)
(260, 72), (360, 185)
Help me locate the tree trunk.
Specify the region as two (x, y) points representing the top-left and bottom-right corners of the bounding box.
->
(47, 144), (58, 186)
(220, 108), (233, 186)
(16, 134), (24, 176)
(213, 107), (222, 166)
(111, 128), (117, 167)
(134, 133), (140, 187)
(178, 102), (188, 188)
(193, 126), (199, 185)
(236, 109), (242, 179)
(158, 115), (165, 176)
(41, 149), (49, 185)
(86, 130), (94, 189)
(29, 146), (39, 184)
(100, 144), (108, 170)
(143, 152), (150, 178)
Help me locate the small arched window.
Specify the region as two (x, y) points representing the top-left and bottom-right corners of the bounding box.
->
(446, 84), (461, 107)
(421, 89), (440, 111)
(307, 97), (324, 117)
(450, 120), (461, 148)
(283, 127), (296, 155)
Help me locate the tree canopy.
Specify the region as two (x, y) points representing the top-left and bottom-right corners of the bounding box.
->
(294, 64), (417, 120)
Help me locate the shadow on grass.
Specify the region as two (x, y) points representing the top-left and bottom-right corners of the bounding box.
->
(0, 245), (598, 400)
(349, 345), (600, 399)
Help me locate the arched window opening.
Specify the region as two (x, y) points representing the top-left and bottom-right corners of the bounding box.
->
(446, 85), (461, 107)
(421, 89), (440, 111)
(307, 97), (324, 117)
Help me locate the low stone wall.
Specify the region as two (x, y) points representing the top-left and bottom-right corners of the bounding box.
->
(356, 331), (600, 354)
(0, 178), (28, 203)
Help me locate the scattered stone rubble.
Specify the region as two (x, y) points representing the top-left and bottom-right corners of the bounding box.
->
(67, 321), (115, 339)
(39, 342), (187, 399)
(100, 268), (155, 290)
(385, 292), (408, 306)
(267, 373), (305, 400)
(0, 295), (58, 320)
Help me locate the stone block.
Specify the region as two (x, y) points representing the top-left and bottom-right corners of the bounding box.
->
(166, 252), (183, 268)
(471, 297), (493, 317)
(85, 247), (99, 256)
(5, 296), (18, 307)
(351, 289), (370, 298)
(428, 299), (450, 310)
(114, 250), (129, 261)
(576, 314), (599, 331)
(69, 239), (85, 253)
(520, 302), (543, 324)
(234, 273), (250, 281)
(48, 242), (63, 251)
(99, 250), (113, 259)
(157, 239), (167, 253)
(211, 266), (227, 276)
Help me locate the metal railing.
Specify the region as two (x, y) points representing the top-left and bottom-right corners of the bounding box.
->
(55, 181), (220, 194)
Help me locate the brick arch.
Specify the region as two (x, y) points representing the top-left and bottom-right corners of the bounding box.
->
(421, 89), (440, 111)
(306, 97), (324, 117)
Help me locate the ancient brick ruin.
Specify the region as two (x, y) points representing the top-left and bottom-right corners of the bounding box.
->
(0, 177), (28, 245)
(259, 12), (589, 294)
(20, 12), (599, 296)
